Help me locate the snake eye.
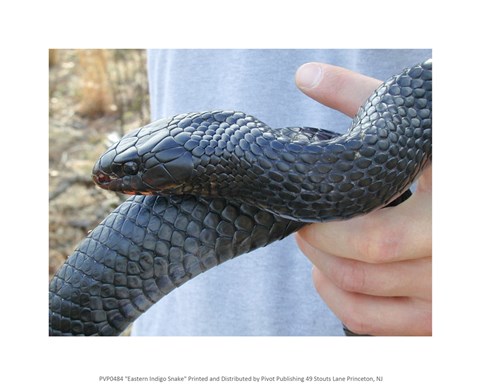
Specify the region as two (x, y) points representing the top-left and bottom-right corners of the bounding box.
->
(123, 161), (139, 175)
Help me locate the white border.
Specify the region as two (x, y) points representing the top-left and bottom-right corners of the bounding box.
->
(2, 1), (479, 383)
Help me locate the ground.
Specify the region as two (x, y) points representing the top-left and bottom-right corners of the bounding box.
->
(48, 50), (150, 335)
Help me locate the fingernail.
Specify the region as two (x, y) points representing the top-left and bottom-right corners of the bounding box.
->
(296, 62), (323, 89)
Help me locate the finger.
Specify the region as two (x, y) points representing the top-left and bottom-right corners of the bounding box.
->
(295, 63), (382, 117)
(312, 267), (432, 336)
(297, 167), (432, 264)
(416, 162), (432, 194)
(296, 235), (431, 299)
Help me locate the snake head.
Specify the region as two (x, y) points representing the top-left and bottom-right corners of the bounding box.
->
(92, 117), (194, 194)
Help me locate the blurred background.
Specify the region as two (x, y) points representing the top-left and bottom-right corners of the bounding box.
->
(49, 49), (151, 288)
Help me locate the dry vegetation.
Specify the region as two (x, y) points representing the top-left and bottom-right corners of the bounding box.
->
(49, 50), (151, 327)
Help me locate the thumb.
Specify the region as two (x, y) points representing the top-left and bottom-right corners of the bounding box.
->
(295, 62), (382, 118)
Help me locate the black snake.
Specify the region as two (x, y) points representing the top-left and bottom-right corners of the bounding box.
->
(49, 59), (432, 336)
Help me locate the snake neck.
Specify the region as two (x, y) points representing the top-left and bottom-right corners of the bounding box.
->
(180, 61), (432, 221)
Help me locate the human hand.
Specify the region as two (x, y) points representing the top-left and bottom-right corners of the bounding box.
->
(294, 62), (432, 336)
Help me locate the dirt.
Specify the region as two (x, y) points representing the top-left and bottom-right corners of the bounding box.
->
(48, 49), (150, 285)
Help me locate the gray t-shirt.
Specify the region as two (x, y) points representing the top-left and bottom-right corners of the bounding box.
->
(131, 49), (431, 336)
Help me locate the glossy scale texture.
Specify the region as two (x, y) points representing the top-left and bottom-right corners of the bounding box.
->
(50, 59), (432, 335)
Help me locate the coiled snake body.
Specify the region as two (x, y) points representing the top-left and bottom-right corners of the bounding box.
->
(49, 59), (432, 336)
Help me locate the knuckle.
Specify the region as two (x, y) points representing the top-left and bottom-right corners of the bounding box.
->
(352, 223), (400, 263)
(330, 259), (367, 293)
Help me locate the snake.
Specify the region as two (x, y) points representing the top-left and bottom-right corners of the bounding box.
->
(49, 59), (432, 336)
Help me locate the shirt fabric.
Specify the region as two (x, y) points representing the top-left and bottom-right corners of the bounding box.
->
(131, 49), (432, 336)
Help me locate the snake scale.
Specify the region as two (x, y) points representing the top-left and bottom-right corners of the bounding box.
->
(49, 59), (432, 336)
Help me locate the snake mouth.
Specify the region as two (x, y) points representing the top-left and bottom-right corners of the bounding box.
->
(92, 172), (125, 192)
(93, 171), (155, 195)
(92, 172), (113, 186)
